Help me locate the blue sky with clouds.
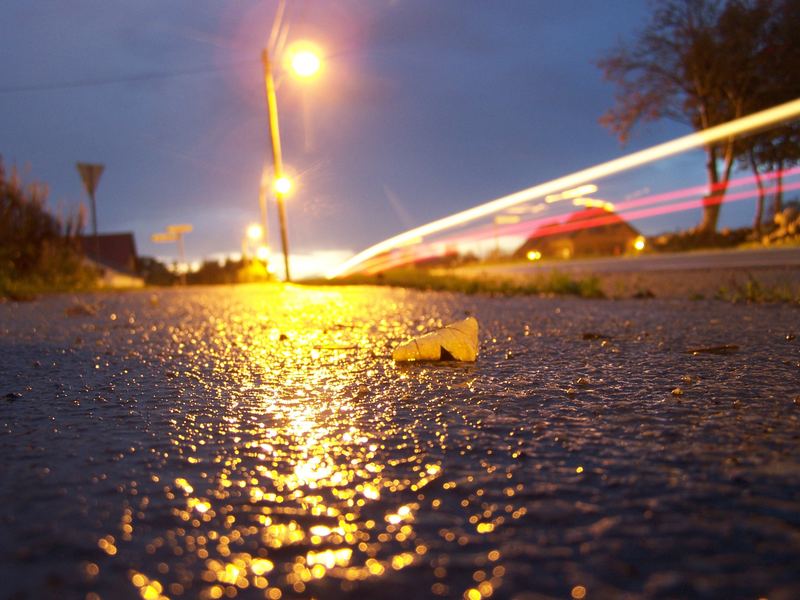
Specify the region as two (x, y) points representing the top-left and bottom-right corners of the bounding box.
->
(3, 1), (738, 274)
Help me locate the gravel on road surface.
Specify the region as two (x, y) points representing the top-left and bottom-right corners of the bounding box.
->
(1, 284), (799, 599)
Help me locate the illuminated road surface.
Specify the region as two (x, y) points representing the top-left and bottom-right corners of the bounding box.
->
(1, 285), (799, 599)
(467, 246), (800, 276)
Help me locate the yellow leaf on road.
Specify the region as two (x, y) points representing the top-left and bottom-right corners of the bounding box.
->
(392, 317), (478, 362)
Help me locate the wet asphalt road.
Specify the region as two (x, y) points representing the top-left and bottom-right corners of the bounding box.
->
(1, 284), (799, 600)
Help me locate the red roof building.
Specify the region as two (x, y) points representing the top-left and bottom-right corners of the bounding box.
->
(78, 232), (138, 275)
(514, 207), (642, 260)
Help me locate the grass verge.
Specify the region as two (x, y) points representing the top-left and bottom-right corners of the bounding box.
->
(303, 268), (605, 298)
(0, 270), (98, 301)
(716, 276), (800, 304)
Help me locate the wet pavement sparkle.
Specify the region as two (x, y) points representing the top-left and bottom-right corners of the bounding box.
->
(1, 284), (799, 599)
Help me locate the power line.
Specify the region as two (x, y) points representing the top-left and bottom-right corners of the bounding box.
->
(0, 59), (259, 95)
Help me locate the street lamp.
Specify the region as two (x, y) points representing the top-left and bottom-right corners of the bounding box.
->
(247, 223), (264, 242)
(244, 223), (264, 263)
(289, 48), (321, 79)
(261, 40), (322, 282)
(257, 166), (271, 266)
(274, 176), (292, 195)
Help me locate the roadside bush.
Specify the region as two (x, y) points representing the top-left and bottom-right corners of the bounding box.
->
(0, 158), (96, 298)
(649, 227), (752, 252)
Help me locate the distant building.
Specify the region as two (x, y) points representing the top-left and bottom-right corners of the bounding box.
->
(514, 207), (642, 260)
(78, 232), (139, 275)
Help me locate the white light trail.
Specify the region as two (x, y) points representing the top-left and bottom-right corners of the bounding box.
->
(327, 98), (800, 279)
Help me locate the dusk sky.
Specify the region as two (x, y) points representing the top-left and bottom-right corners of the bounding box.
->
(1, 1), (717, 276)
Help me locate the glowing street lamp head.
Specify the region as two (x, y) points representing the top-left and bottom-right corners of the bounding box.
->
(291, 50), (321, 78)
(247, 223), (263, 241)
(634, 236), (646, 251)
(274, 176), (292, 195)
(286, 42), (322, 79)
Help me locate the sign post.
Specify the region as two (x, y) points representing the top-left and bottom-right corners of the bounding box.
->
(152, 224), (193, 285)
(76, 163), (104, 239)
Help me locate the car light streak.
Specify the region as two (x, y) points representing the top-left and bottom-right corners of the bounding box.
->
(519, 181), (800, 243)
(463, 179), (800, 248)
(327, 98), (800, 278)
(352, 177), (800, 273)
(399, 166), (799, 258)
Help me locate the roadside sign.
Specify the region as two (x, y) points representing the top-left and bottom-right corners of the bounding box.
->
(77, 162), (104, 237)
(76, 163), (104, 197)
(152, 225), (190, 285)
(167, 224), (193, 234)
(151, 232), (178, 243)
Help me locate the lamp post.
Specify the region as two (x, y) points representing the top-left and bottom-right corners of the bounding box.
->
(261, 42), (321, 282)
(261, 48), (291, 282)
(244, 223), (264, 261)
(257, 167), (271, 267)
(243, 223), (272, 280)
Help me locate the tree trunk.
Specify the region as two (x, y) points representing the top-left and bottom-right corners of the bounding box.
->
(772, 159), (784, 222)
(698, 145), (724, 234)
(749, 149), (764, 235)
(699, 137), (737, 235)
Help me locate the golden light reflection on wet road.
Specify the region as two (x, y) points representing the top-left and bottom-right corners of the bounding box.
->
(117, 285), (495, 600)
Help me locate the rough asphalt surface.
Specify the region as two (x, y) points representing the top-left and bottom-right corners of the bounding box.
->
(1, 285), (799, 600)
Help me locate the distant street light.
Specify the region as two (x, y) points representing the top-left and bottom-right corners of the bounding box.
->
(526, 250), (542, 261)
(247, 223), (264, 241)
(261, 40), (323, 282)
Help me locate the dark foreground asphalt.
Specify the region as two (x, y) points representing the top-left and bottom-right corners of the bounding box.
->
(1, 284), (799, 600)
